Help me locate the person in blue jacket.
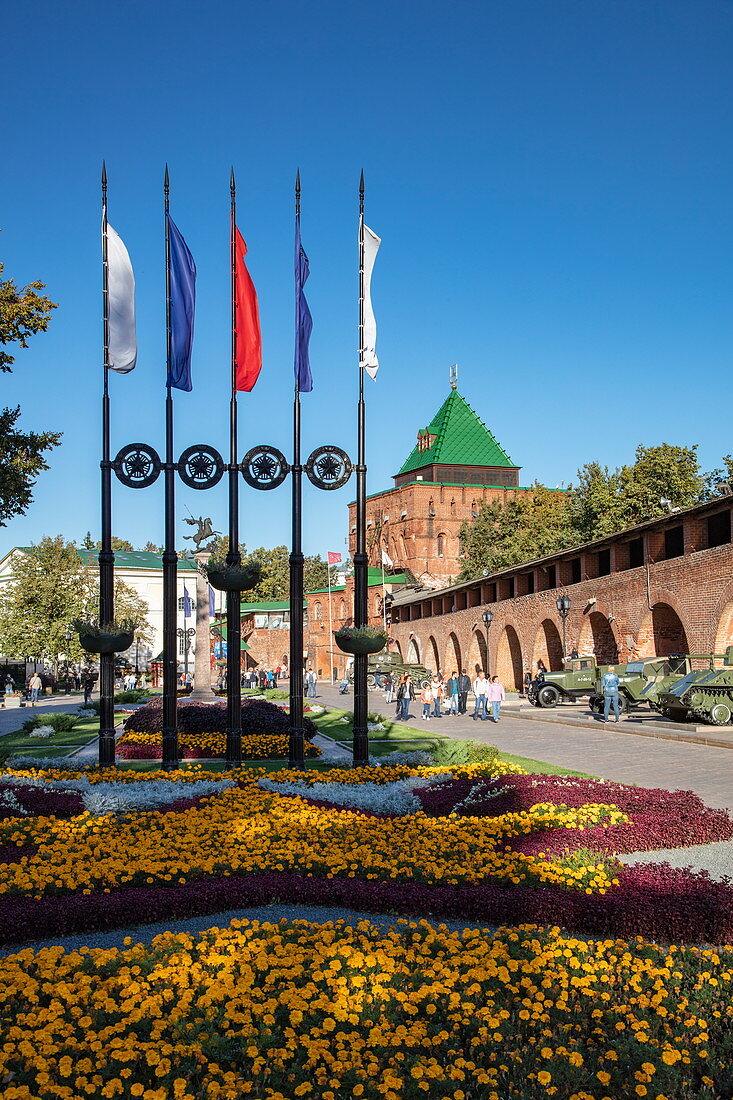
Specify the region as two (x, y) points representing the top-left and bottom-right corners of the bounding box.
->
(601, 666), (622, 723)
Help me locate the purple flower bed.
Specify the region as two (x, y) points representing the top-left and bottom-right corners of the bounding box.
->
(416, 775), (733, 854)
(0, 784), (85, 821)
(115, 742), (215, 761)
(2, 862), (732, 948)
(123, 698), (316, 739)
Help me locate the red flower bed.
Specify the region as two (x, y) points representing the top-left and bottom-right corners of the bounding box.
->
(415, 774), (733, 854)
(0, 784), (84, 821)
(0, 843), (36, 864)
(1, 862), (732, 949)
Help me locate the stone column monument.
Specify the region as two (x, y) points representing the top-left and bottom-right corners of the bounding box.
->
(183, 517), (220, 704)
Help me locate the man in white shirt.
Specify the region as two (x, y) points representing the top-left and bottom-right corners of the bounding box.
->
(472, 671), (489, 720)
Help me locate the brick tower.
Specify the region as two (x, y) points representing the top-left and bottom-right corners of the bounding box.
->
(348, 383), (530, 588)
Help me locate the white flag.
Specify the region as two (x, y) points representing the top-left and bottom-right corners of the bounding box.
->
(107, 223), (137, 373)
(360, 219), (381, 380)
(381, 547), (394, 569)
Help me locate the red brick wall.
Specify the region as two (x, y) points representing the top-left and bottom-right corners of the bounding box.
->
(388, 540), (733, 690)
(348, 482), (535, 587)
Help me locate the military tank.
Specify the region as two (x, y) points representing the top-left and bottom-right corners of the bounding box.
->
(657, 650), (733, 724)
(347, 650), (433, 689)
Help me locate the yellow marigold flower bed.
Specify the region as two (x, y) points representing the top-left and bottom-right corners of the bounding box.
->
(0, 919), (730, 1099)
(116, 730), (321, 759)
(0, 766), (624, 898)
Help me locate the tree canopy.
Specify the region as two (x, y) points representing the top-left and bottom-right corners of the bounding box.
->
(0, 537), (152, 666)
(0, 256), (60, 525)
(458, 443), (732, 580)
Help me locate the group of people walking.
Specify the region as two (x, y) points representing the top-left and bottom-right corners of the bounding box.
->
(383, 669), (506, 722)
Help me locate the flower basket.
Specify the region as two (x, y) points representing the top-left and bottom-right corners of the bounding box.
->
(334, 631), (388, 656)
(207, 563), (261, 593)
(79, 631), (134, 655)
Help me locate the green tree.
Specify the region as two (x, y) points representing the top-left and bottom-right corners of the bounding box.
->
(0, 537), (90, 665)
(0, 256), (60, 525)
(81, 531), (95, 550)
(303, 554), (338, 593)
(142, 541), (164, 554)
(458, 484), (573, 578)
(0, 537), (153, 668)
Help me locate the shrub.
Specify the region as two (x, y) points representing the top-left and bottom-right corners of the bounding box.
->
(123, 697), (317, 739)
(430, 739), (499, 768)
(22, 713), (78, 735)
(262, 689), (289, 700)
(114, 690), (151, 704)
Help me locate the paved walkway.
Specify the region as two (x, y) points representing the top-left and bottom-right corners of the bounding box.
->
(0, 693), (86, 737)
(314, 683), (733, 812)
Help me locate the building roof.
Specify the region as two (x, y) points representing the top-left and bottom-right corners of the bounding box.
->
(396, 389), (517, 477)
(239, 599), (296, 612)
(14, 547), (200, 572)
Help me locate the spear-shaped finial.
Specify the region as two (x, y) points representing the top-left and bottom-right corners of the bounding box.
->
(230, 166), (236, 199)
(101, 160), (107, 192)
(359, 169), (365, 200)
(164, 163), (170, 195)
(295, 168), (301, 217)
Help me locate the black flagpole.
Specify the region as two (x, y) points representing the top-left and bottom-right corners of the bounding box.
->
(353, 170), (369, 767)
(99, 162), (116, 768)
(162, 165), (179, 770)
(288, 169), (305, 769)
(226, 168), (242, 769)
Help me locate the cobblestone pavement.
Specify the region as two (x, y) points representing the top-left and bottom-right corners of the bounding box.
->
(314, 683), (733, 812)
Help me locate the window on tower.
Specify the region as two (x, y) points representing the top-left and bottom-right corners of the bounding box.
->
(437, 534), (445, 557)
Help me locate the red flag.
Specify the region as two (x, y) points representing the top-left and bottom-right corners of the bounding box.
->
(327, 551), (342, 565)
(234, 227), (262, 392)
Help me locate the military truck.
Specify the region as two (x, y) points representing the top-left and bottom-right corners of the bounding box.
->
(586, 655), (690, 716)
(657, 647), (733, 724)
(347, 650), (434, 689)
(528, 656), (600, 708)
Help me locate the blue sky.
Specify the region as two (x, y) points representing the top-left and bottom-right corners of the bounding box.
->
(2, 0), (732, 560)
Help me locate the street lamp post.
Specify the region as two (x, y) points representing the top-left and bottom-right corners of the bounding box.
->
(556, 595), (571, 660)
(177, 627), (196, 682)
(481, 609), (494, 673)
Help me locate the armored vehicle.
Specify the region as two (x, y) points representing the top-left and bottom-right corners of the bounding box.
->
(347, 650), (434, 689)
(587, 655), (691, 716)
(528, 656), (600, 708)
(657, 648), (733, 724)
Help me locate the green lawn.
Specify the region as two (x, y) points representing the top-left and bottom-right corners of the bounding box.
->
(0, 716), (100, 756)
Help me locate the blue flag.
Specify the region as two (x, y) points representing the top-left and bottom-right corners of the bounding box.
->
(183, 584), (192, 619)
(209, 584), (215, 618)
(294, 217), (313, 392)
(166, 213), (196, 391)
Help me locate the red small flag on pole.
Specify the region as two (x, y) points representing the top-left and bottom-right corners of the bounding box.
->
(234, 228), (262, 392)
(327, 551), (342, 565)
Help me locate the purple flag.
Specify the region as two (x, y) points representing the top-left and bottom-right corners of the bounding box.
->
(166, 213), (196, 391)
(209, 585), (215, 618)
(294, 216), (313, 392)
(183, 584), (192, 619)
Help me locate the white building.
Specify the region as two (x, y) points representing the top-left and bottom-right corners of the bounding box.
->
(0, 547), (226, 670)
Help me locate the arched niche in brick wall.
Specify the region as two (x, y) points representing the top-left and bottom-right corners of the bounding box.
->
(636, 603), (690, 658)
(427, 636), (441, 675)
(467, 630), (488, 678)
(407, 637), (421, 664)
(444, 632), (461, 676)
(496, 624), (523, 690)
(390, 639), (403, 659)
(532, 619), (564, 672)
(578, 611), (619, 665)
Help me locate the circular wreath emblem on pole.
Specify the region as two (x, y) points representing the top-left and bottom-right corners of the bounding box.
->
(240, 445), (289, 490)
(177, 445), (225, 490)
(305, 445), (353, 490)
(112, 444), (162, 489)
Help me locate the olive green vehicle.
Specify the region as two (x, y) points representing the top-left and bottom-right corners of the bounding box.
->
(528, 657), (601, 708)
(347, 651), (434, 690)
(657, 647), (733, 725)
(587, 656), (691, 716)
